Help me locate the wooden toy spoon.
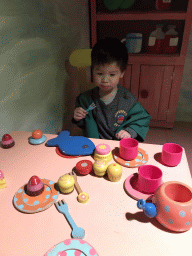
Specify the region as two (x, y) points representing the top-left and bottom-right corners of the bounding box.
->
(69, 171), (89, 204)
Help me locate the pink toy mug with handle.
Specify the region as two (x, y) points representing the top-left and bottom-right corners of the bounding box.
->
(162, 143), (183, 167)
(119, 138), (138, 161)
(137, 165), (163, 194)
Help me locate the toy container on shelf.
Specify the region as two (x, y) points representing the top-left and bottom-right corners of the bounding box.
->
(162, 25), (179, 54)
(147, 24), (165, 54)
(155, 0), (171, 11)
(121, 33), (143, 53)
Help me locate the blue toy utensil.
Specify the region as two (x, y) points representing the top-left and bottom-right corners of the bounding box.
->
(55, 199), (85, 239)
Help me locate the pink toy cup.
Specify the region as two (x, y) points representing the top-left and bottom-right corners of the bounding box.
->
(161, 143), (183, 167)
(137, 165), (163, 194)
(119, 138), (138, 161)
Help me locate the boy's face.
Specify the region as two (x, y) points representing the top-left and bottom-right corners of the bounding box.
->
(93, 62), (125, 93)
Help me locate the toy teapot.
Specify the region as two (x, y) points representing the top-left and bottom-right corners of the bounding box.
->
(137, 181), (192, 232)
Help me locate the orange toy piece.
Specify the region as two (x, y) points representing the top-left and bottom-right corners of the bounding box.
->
(0, 170), (6, 189)
(32, 130), (43, 139)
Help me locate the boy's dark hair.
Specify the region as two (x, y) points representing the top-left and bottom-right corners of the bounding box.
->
(91, 37), (128, 72)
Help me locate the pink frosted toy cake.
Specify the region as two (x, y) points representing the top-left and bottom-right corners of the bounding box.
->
(27, 176), (44, 196)
(1, 134), (15, 149)
(94, 143), (112, 162)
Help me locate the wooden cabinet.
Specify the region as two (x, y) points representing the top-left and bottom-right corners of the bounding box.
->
(89, 0), (192, 128)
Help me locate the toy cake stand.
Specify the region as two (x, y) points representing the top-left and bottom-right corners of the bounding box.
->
(13, 179), (59, 213)
(44, 239), (98, 256)
(124, 173), (162, 201)
(113, 147), (148, 168)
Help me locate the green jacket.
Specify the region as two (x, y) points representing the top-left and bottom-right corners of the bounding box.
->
(73, 87), (151, 142)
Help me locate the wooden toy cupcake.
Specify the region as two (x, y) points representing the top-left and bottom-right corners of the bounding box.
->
(58, 174), (75, 194)
(1, 134), (15, 149)
(107, 163), (122, 182)
(27, 176), (44, 196)
(93, 160), (108, 177)
(94, 144), (112, 163)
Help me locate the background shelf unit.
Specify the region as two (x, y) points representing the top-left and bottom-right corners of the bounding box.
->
(89, 0), (192, 128)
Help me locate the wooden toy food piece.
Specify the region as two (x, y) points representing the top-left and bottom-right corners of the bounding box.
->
(93, 160), (108, 177)
(94, 144), (112, 162)
(76, 160), (93, 175)
(29, 130), (47, 145)
(107, 163), (123, 182)
(32, 129), (43, 139)
(1, 134), (15, 149)
(58, 174), (75, 194)
(27, 176), (44, 196)
(0, 170), (6, 189)
(69, 171), (89, 203)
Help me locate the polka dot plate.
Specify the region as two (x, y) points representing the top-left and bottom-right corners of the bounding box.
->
(13, 179), (59, 214)
(113, 147), (148, 167)
(44, 239), (99, 256)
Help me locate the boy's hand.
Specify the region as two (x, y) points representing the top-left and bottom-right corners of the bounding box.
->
(116, 130), (131, 140)
(73, 107), (88, 122)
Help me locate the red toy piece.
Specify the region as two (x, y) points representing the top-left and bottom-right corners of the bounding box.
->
(27, 175), (44, 196)
(32, 130), (43, 139)
(76, 160), (93, 175)
(1, 134), (15, 149)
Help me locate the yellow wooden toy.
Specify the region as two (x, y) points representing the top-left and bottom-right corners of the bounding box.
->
(0, 170), (6, 189)
(107, 163), (123, 182)
(93, 160), (108, 177)
(58, 174), (75, 194)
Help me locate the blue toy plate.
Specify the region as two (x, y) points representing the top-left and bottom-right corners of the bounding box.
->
(29, 135), (47, 145)
(46, 131), (95, 156)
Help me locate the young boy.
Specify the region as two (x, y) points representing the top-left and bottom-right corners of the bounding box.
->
(72, 37), (151, 142)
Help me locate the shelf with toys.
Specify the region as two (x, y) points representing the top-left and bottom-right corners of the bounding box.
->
(90, 0), (192, 59)
(89, 0), (192, 128)
(96, 0), (189, 14)
(96, 19), (185, 61)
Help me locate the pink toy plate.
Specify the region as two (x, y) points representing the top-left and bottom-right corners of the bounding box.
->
(13, 179), (59, 213)
(45, 239), (99, 256)
(113, 147), (148, 167)
(124, 173), (163, 201)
